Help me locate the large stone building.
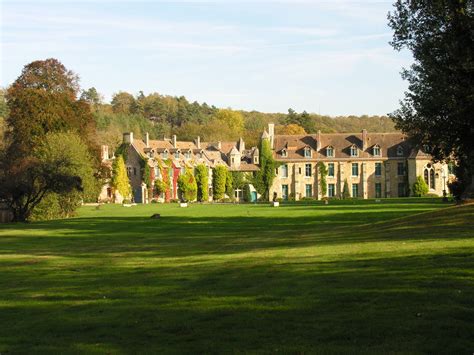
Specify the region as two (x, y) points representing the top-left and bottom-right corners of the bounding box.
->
(100, 132), (259, 203)
(265, 123), (449, 200)
(101, 124), (450, 203)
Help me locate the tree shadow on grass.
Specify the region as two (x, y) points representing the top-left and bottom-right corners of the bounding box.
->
(1, 251), (473, 353)
(0, 205), (472, 259)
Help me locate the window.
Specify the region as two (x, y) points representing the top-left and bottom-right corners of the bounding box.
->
(162, 151), (168, 159)
(305, 163), (312, 177)
(397, 146), (404, 156)
(304, 147), (312, 158)
(305, 184), (312, 198)
(424, 164), (435, 189)
(281, 164), (288, 178)
(328, 184), (335, 197)
(281, 149), (288, 157)
(397, 162), (405, 176)
(352, 163), (359, 176)
(375, 183), (382, 198)
(254, 156), (259, 164)
(373, 145), (381, 156)
(375, 162), (382, 176)
(282, 185), (289, 200)
(326, 146), (334, 157)
(350, 145), (358, 157)
(154, 167), (160, 178)
(174, 151), (180, 159)
(352, 183), (359, 198)
(127, 167), (132, 177)
(185, 151), (191, 159)
(133, 167), (137, 176)
(398, 183), (406, 197)
(328, 163), (335, 177)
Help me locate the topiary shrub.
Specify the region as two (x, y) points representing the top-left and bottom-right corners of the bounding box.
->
(342, 179), (350, 199)
(412, 175), (429, 197)
(177, 169), (197, 202)
(195, 164), (209, 202)
(212, 165), (227, 201)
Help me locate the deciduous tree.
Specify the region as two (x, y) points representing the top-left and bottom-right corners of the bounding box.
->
(388, 1), (474, 197)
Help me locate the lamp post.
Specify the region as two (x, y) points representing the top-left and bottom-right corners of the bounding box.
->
(442, 170), (448, 202)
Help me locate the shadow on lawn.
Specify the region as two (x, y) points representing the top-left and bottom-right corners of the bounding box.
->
(0, 205), (471, 259)
(1, 250), (473, 353)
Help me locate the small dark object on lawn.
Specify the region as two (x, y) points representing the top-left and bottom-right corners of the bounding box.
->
(151, 214), (161, 219)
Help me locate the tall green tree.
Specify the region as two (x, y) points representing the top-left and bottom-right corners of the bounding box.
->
(412, 175), (429, 197)
(177, 169), (197, 202)
(225, 169), (234, 198)
(388, 1), (474, 197)
(195, 164), (209, 202)
(111, 92), (136, 115)
(212, 165), (227, 201)
(254, 137), (276, 200)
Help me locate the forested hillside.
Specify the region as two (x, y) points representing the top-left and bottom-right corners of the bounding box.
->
(1, 86), (397, 151)
(89, 89), (396, 150)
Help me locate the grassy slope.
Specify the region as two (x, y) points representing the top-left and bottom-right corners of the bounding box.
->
(0, 199), (473, 354)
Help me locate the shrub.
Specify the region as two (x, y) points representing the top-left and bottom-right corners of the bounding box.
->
(112, 155), (131, 199)
(318, 162), (328, 197)
(212, 165), (227, 201)
(242, 184), (252, 202)
(412, 175), (429, 197)
(177, 169), (197, 202)
(342, 179), (350, 199)
(195, 164), (209, 202)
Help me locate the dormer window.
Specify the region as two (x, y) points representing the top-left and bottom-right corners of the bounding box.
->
(373, 145), (381, 157)
(162, 150), (168, 159)
(350, 145), (358, 157)
(185, 150), (191, 159)
(397, 146), (404, 156)
(174, 150), (180, 159)
(281, 149), (288, 157)
(254, 156), (258, 164)
(326, 146), (334, 157)
(304, 147), (312, 158)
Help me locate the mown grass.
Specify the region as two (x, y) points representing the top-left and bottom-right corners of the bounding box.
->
(0, 198), (473, 354)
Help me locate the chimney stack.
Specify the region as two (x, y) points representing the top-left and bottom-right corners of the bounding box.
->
(196, 136), (201, 149)
(362, 129), (367, 151)
(172, 135), (177, 148)
(268, 123), (275, 148)
(101, 145), (109, 161)
(145, 132), (149, 148)
(123, 132), (134, 144)
(238, 137), (245, 152)
(316, 130), (321, 151)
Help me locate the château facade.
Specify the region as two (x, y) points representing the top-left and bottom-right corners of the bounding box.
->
(100, 123), (449, 203)
(265, 123), (449, 200)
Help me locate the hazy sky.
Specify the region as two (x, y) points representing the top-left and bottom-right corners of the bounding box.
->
(1, 1), (412, 116)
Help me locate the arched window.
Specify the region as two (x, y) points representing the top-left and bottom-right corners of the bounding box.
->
(424, 163), (435, 190)
(350, 145), (358, 157)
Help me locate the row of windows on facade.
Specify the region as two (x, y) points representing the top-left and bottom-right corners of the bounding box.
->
(281, 182), (407, 199)
(281, 145), (404, 158)
(277, 162), (407, 178)
(147, 151), (197, 160)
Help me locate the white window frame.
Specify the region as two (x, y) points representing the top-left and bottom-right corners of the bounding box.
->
(305, 163), (312, 177)
(326, 146), (334, 157)
(304, 147), (312, 158)
(350, 145), (358, 157)
(373, 145), (381, 157)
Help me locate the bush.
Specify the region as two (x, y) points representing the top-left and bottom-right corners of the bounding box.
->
(342, 179), (350, 199)
(212, 165), (227, 201)
(195, 164), (209, 202)
(412, 175), (429, 197)
(177, 169), (197, 202)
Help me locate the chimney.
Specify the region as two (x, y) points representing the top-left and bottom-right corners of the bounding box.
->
(217, 141), (222, 150)
(145, 132), (149, 148)
(362, 129), (367, 151)
(123, 132), (134, 144)
(316, 130), (321, 151)
(196, 136), (201, 149)
(238, 137), (245, 152)
(172, 135), (177, 148)
(101, 145), (109, 161)
(268, 123), (275, 148)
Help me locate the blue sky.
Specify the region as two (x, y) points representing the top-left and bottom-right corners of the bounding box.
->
(1, 1), (412, 116)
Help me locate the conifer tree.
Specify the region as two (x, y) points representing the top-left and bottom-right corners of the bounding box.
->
(112, 155), (131, 200)
(212, 165), (227, 201)
(195, 164), (209, 202)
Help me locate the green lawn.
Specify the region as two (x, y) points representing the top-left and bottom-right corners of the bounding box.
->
(1, 199), (473, 354)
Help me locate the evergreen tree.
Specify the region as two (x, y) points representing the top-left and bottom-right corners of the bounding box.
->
(225, 169), (234, 198)
(212, 165), (227, 201)
(195, 164), (209, 202)
(342, 179), (350, 199)
(412, 175), (429, 197)
(255, 138), (277, 200)
(111, 155), (131, 200)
